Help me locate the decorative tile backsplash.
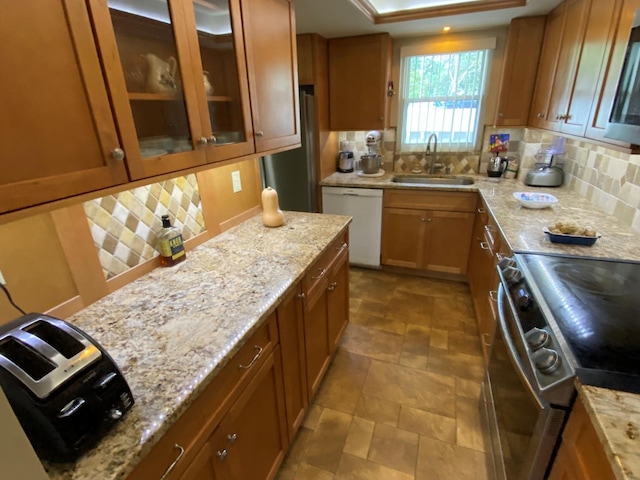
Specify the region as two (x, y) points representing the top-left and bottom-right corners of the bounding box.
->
(84, 174), (206, 279)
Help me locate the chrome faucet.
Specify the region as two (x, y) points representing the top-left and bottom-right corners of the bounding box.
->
(425, 133), (438, 174)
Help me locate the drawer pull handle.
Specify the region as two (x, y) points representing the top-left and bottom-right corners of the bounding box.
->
(482, 333), (492, 347)
(239, 345), (263, 370)
(311, 268), (326, 280)
(227, 433), (238, 445)
(328, 281), (338, 292)
(477, 208), (486, 214)
(480, 242), (490, 250)
(489, 290), (498, 302)
(217, 449), (228, 461)
(160, 444), (185, 480)
(336, 242), (348, 251)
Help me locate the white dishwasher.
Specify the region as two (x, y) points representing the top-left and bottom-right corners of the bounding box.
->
(322, 186), (383, 268)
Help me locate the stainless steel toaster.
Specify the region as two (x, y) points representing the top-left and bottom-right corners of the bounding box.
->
(0, 313), (134, 462)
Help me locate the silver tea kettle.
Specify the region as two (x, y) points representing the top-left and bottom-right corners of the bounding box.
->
(487, 156), (508, 178)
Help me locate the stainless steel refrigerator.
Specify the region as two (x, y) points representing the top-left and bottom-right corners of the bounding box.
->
(260, 87), (318, 212)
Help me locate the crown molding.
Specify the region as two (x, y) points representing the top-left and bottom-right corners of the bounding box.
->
(348, 0), (527, 24)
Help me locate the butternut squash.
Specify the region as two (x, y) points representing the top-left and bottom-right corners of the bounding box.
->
(261, 187), (285, 227)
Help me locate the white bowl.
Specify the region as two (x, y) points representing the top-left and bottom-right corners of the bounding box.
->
(513, 191), (558, 209)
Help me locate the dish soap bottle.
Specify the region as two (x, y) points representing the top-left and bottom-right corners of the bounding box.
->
(157, 214), (186, 267)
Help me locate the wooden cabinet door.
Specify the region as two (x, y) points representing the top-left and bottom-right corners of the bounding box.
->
(179, 442), (218, 480)
(328, 33), (392, 131)
(545, 0), (591, 132)
(381, 207), (426, 269)
(548, 398), (615, 480)
(561, 0), (620, 136)
(211, 348), (288, 480)
(0, 0), (128, 215)
(586, 0), (640, 145)
(495, 16), (546, 126)
(327, 252), (349, 354)
(423, 211), (474, 275)
(530, 3), (567, 128)
(303, 284), (331, 400)
(276, 285), (308, 442)
(241, 0), (300, 152)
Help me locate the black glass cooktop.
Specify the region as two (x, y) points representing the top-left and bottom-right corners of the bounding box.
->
(517, 253), (640, 394)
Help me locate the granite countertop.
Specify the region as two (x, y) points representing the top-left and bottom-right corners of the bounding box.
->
(321, 170), (640, 479)
(45, 212), (351, 480)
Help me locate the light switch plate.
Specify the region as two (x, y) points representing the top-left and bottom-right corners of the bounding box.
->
(231, 170), (242, 193)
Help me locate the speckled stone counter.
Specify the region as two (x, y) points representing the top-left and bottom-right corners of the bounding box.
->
(321, 171), (640, 478)
(44, 212), (351, 480)
(579, 386), (640, 480)
(321, 171), (640, 261)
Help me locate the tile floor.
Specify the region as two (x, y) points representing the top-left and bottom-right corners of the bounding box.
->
(276, 267), (491, 480)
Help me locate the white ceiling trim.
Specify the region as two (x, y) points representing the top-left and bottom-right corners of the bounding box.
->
(347, 0), (527, 24)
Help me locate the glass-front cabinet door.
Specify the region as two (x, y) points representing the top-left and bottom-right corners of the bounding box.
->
(183, 0), (255, 161)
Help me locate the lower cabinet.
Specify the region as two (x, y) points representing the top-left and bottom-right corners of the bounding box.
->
(127, 229), (350, 480)
(467, 195), (511, 361)
(381, 190), (475, 275)
(548, 397), (615, 480)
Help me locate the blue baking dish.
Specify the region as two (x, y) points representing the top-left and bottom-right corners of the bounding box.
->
(543, 229), (600, 246)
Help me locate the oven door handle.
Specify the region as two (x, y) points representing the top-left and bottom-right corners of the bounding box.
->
(496, 284), (546, 411)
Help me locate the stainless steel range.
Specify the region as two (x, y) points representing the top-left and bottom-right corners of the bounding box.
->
(482, 253), (640, 480)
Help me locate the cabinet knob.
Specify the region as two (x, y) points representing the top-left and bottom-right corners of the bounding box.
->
(208, 135), (217, 144)
(297, 292), (306, 299)
(378, 116), (383, 121)
(537, 113), (545, 118)
(421, 218), (425, 222)
(198, 137), (208, 145)
(255, 130), (264, 137)
(498, 112), (504, 118)
(217, 449), (228, 461)
(328, 281), (338, 292)
(227, 433), (238, 445)
(427, 218), (432, 223)
(111, 148), (125, 161)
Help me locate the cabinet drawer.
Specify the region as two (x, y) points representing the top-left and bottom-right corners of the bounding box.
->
(384, 190), (476, 212)
(303, 230), (348, 299)
(127, 313), (278, 480)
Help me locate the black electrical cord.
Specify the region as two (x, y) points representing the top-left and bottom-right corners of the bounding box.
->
(0, 283), (27, 316)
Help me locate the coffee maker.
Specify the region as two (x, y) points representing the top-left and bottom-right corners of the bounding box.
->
(337, 140), (354, 173)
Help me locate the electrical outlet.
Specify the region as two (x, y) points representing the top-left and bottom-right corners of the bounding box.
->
(0, 269), (5, 286)
(231, 170), (242, 193)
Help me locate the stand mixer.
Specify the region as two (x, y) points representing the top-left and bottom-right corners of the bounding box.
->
(360, 130), (383, 174)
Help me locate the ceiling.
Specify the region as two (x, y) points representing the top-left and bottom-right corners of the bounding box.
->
(293, 0), (563, 38)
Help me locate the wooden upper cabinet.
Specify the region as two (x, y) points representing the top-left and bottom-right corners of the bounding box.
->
(495, 16), (546, 126)
(586, 0), (640, 145)
(328, 33), (392, 131)
(529, 2), (567, 129)
(241, 0), (301, 152)
(0, 0), (128, 215)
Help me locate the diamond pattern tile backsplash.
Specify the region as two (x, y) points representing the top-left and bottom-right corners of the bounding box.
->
(84, 174), (206, 279)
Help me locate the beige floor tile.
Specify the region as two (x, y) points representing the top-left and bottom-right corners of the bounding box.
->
(275, 462), (298, 480)
(303, 408), (353, 473)
(294, 463), (336, 480)
(402, 324), (430, 356)
(340, 323), (404, 363)
(303, 404), (324, 430)
(387, 290), (434, 327)
(457, 377), (482, 399)
(398, 352), (428, 370)
(448, 330), (484, 357)
(427, 347), (485, 382)
(368, 424), (419, 475)
(350, 310), (407, 335)
(354, 393), (401, 427)
(395, 275), (466, 297)
(343, 416), (375, 459)
(282, 427), (314, 466)
(335, 453), (415, 480)
(429, 328), (449, 350)
(362, 359), (457, 418)
(456, 396), (487, 452)
(416, 436), (489, 480)
(397, 405), (456, 444)
(314, 352), (368, 415)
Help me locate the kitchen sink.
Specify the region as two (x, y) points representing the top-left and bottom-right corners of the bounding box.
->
(391, 175), (475, 186)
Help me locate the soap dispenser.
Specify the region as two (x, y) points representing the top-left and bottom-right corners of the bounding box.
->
(157, 214), (186, 267)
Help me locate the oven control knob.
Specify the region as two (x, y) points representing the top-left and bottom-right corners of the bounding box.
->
(532, 347), (561, 374)
(516, 288), (533, 311)
(108, 408), (123, 420)
(502, 266), (522, 285)
(525, 327), (549, 351)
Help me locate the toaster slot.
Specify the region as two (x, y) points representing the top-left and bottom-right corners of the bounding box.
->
(23, 320), (85, 359)
(0, 336), (56, 380)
